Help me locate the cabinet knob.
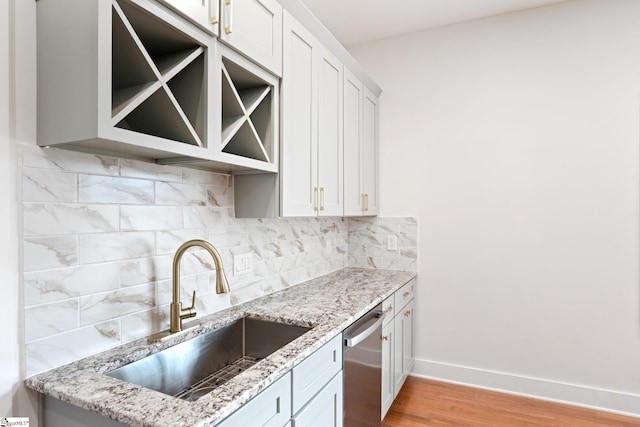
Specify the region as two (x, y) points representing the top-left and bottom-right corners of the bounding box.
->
(404, 310), (411, 317)
(384, 306), (393, 313)
(382, 335), (389, 341)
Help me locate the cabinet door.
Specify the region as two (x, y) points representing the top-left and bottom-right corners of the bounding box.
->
(343, 68), (363, 216)
(292, 372), (343, 427)
(158, 0), (219, 35)
(281, 12), (318, 217)
(381, 321), (394, 419)
(219, 0), (283, 76)
(393, 299), (414, 397)
(292, 334), (342, 414)
(317, 47), (343, 216)
(362, 87), (379, 216)
(217, 372), (291, 427)
(402, 299), (415, 378)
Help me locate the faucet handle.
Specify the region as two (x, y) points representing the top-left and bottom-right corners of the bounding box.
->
(188, 290), (197, 310)
(179, 290), (197, 322)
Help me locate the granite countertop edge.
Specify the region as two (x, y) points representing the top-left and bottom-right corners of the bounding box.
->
(25, 267), (417, 427)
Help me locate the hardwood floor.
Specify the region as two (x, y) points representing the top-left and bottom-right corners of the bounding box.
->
(382, 376), (640, 427)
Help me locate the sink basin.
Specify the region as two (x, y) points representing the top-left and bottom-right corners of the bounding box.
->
(106, 317), (311, 401)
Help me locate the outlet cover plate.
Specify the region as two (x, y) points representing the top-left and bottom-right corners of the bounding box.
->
(234, 253), (252, 275)
(387, 235), (398, 251)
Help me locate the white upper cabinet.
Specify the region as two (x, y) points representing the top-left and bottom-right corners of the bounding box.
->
(281, 12), (343, 217)
(219, 0), (283, 76)
(281, 13), (317, 216)
(363, 87), (380, 215)
(37, 0), (216, 161)
(343, 68), (364, 216)
(317, 46), (344, 216)
(157, 0), (220, 35)
(157, 0), (282, 76)
(343, 70), (379, 216)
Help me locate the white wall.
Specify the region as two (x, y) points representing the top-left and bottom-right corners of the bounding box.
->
(3, 0), (40, 422)
(350, 0), (640, 415)
(0, 0), (20, 416)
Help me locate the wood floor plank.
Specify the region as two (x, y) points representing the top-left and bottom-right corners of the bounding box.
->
(382, 376), (640, 427)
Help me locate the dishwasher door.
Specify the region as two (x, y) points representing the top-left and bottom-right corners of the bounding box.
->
(343, 304), (385, 427)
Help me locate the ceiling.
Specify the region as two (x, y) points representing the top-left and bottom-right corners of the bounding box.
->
(299, 0), (570, 47)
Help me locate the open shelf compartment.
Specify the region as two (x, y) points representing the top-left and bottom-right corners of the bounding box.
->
(220, 55), (275, 163)
(111, 0), (207, 147)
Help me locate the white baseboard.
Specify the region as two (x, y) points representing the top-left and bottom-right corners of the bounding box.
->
(413, 358), (640, 419)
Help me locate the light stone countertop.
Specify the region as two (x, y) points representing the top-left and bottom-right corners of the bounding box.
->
(25, 268), (417, 427)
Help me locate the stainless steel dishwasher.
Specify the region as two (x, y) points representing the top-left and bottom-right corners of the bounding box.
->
(343, 304), (385, 426)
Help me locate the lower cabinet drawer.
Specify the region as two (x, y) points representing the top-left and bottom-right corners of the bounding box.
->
(394, 279), (415, 312)
(382, 295), (394, 327)
(291, 334), (342, 414)
(292, 371), (343, 427)
(217, 372), (292, 427)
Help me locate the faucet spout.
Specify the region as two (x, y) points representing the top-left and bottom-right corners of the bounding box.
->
(170, 239), (229, 333)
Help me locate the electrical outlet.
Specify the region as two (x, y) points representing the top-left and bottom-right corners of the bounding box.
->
(233, 253), (253, 275)
(387, 235), (398, 251)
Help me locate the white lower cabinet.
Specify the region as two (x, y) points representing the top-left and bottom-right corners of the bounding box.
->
(291, 334), (343, 427)
(291, 334), (342, 413)
(219, 334), (343, 427)
(381, 319), (394, 418)
(292, 372), (343, 427)
(393, 299), (415, 397)
(381, 280), (416, 419)
(216, 372), (292, 427)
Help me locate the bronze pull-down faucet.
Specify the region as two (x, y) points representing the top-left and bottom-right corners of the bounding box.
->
(149, 239), (230, 342)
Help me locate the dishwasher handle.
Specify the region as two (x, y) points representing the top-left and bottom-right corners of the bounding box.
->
(344, 311), (385, 348)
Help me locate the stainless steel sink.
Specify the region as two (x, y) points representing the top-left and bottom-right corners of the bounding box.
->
(106, 317), (311, 401)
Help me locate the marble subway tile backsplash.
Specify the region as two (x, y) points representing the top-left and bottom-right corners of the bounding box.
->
(348, 217), (418, 271)
(22, 145), (417, 376)
(22, 146), (348, 376)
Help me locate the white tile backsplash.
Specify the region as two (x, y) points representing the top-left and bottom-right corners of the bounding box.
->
(120, 158), (182, 181)
(347, 217), (418, 272)
(24, 263), (120, 305)
(78, 175), (154, 204)
(25, 299), (79, 341)
(22, 147), (417, 376)
(120, 205), (184, 231)
(23, 145), (119, 175)
(155, 182), (207, 206)
(26, 320), (121, 377)
(78, 232), (156, 264)
(24, 203), (119, 236)
(23, 236), (78, 272)
(182, 168), (229, 186)
(79, 284), (156, 326)
(23, 168), (77, 203)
